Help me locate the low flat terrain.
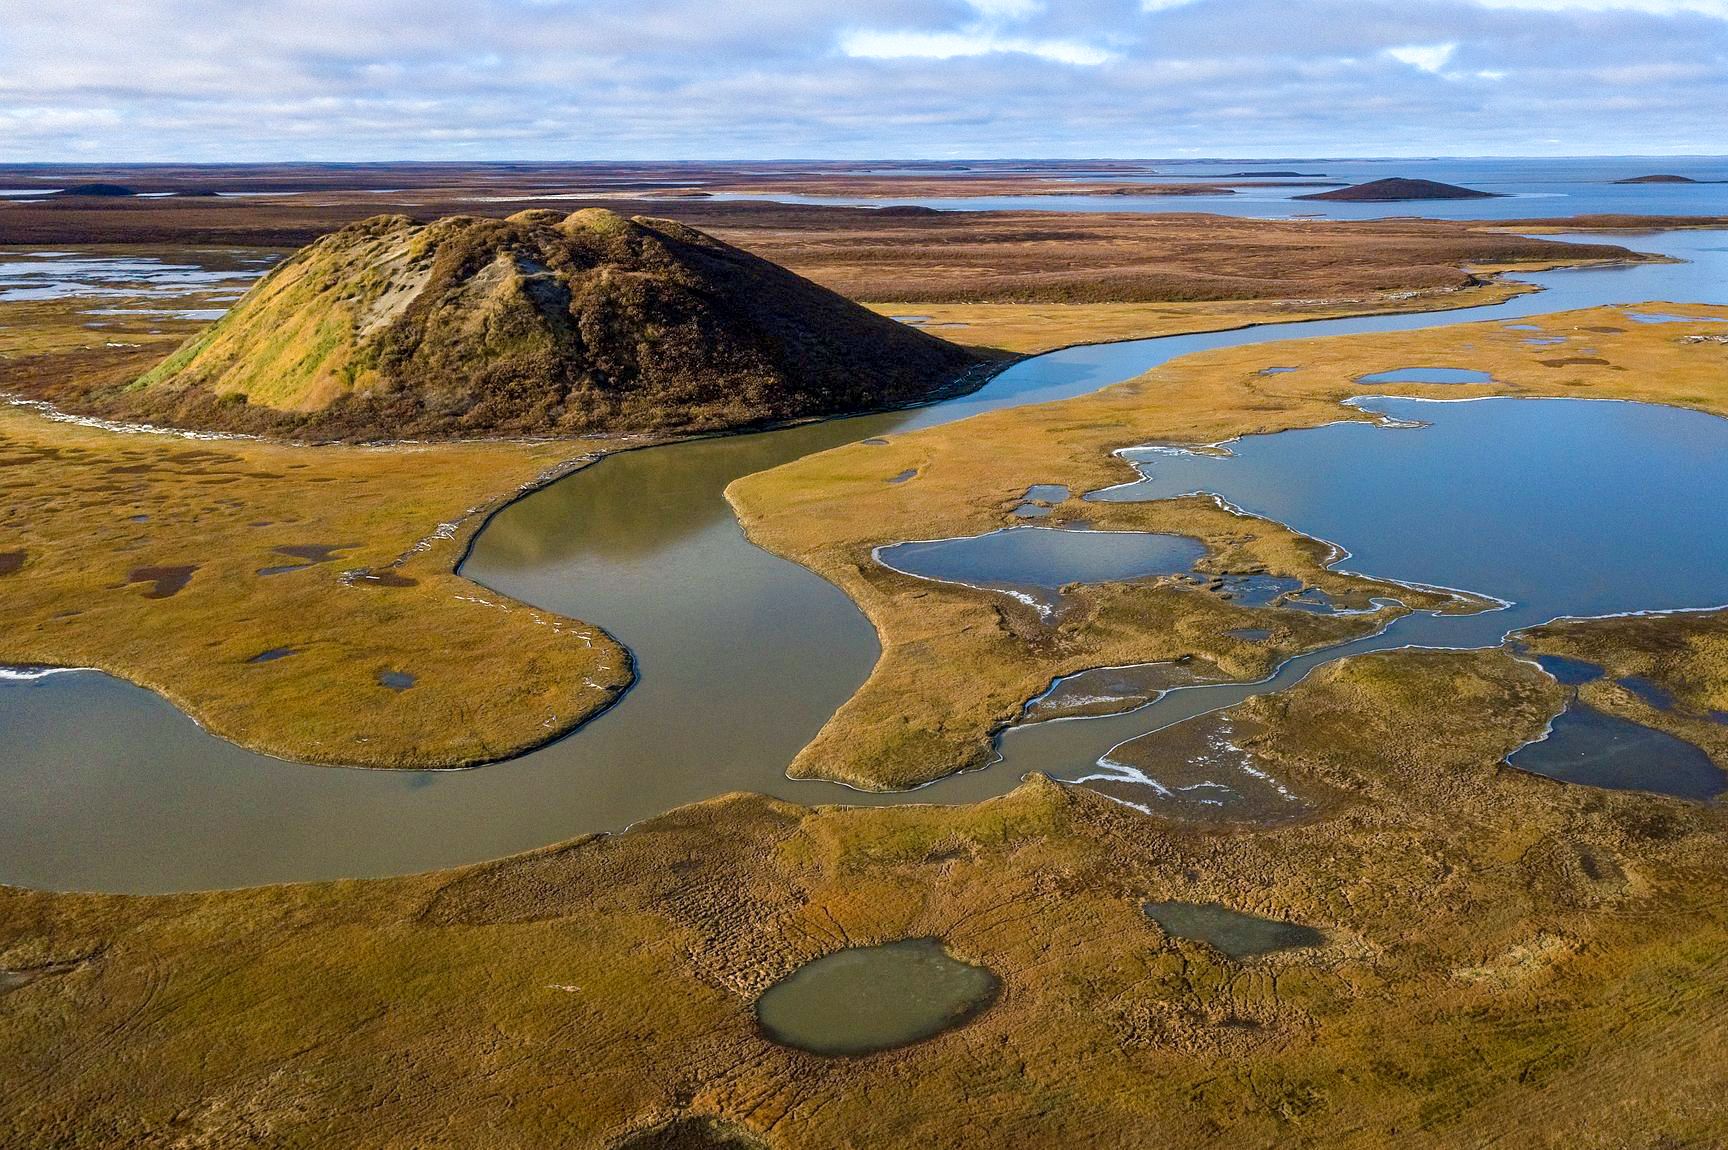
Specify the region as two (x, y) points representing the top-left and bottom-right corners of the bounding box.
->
(729, 303), (1728, 789)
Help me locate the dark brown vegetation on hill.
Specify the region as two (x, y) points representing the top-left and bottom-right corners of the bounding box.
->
(1296, 178), (1501, 202)
(70, 209), (986, 440)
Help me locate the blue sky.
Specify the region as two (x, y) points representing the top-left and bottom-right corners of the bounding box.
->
(3, 0), (1726, 160)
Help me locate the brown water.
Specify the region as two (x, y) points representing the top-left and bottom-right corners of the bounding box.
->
(1143, 901), (1325, 957)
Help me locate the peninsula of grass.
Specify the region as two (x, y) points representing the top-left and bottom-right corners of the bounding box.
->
(0, 404), (631, 768)
(728, 302), (1728, 790)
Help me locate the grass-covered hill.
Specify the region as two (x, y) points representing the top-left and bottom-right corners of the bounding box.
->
(133, 208), (983, 439)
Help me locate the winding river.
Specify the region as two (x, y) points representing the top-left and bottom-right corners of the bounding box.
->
(3, 230), (1725, 892)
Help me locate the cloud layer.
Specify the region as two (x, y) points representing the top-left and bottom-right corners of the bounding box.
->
(3, 0), (1724, 159)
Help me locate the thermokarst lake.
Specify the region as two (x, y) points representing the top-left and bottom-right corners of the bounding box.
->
(2, 229), (1726, 891)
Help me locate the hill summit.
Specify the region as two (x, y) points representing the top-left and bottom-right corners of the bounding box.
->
(136, 209), (983, 439)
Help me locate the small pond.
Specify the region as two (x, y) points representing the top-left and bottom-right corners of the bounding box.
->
(1618, 675), (1676, 711)
(1508, 703), (1725, 799)
(1143, 901), (1324, 957)
(1354, 367), (1493, 385)
(874, 527), (1207, 614)
(754, 938), (999, 1056)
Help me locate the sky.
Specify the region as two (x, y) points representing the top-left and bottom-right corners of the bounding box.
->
(3, 0), (1726, 161)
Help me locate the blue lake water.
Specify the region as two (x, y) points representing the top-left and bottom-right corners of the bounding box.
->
(1089, 396), (1728, 637)
(1509, 702), (1724, 799)
(996, 395), (1728, 804)
(876, 527), (1206, 613)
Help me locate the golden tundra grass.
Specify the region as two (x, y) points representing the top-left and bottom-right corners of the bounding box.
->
(729, 302), (1728, 789)
(4, 645), (1725, 1148)
(0, 407), (630, 767)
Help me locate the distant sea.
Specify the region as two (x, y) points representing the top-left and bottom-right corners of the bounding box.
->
(710, 156), (1728, 221)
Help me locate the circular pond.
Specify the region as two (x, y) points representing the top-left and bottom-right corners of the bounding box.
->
(754, 938), (999, 1056)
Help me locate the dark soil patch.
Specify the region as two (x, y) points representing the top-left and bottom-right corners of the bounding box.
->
(0, 551), (26, 576)
(246, 647), (301, 664)
(127, 564), (198, 599)
(1540, 357), (1610, 367)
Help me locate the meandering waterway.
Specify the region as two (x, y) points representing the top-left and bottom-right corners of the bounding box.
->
(2, 230), (1725, 891)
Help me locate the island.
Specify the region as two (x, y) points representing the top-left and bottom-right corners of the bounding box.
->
(48, 182), (138, 197)
(1615, 174), (1700, 184)
(1295, 177), (1503, 202)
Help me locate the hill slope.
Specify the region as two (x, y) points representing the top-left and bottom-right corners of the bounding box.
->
(135, 209), (983, 439)
(1296, 178), (1501, 203)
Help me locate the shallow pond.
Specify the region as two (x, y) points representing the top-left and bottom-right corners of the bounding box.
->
(1533, 653), (1605, 686)
(1618, 675), (1677, 711)
(875, 527), (1206, 614)
(4, 230), (1728, 891)
(754, 938), (999, 1056)
(1089, 396), (1728, 633)
(1143, 901), (1324, 957)
(1509, 702), (1724, 799)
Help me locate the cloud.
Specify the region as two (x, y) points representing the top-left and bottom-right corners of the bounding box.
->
(1473, 0), (1728, 14)
(839, 28), (1118, 64)
(1385, 42), (1459, 72)
(0, 0), (1724, 160)
(965, 0), (1045, 17)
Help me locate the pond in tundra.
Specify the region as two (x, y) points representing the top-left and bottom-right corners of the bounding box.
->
(753, 938), (1000, 1056)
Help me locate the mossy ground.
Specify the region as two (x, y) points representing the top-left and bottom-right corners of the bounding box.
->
(4, 645), (1725, 1147)
(728, 302), (1728, 789)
